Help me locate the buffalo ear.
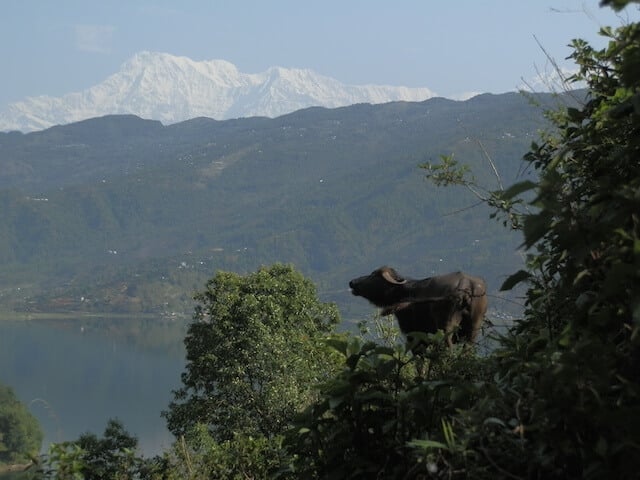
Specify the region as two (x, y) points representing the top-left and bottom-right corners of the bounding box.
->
(381, 269), (407, 285)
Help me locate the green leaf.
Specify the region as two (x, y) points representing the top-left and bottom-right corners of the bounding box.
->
(500, 270), (531, 291)
(357, 391), (391, 403)
(523, 211), (552, 247)
(566, 107), (583, 122)
(323, 337), (349, 356)
(407, 439), (448, 450)
(483, 417), (507, 428)
(499, 180), (537, 200)
(633, 300), (640, 326)
(328, 396), (345, 409)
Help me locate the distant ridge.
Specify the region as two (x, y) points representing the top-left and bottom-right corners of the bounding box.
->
(0, 91), (555, 317)
(0, 51), (437, 132)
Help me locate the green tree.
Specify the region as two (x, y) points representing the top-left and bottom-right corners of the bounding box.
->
(40, 419), (169, 480)
(0, 383), (42, 466)
(414, 4), (640, 478)
(164, 263), (340, 441)
(72, 419), (139, 480)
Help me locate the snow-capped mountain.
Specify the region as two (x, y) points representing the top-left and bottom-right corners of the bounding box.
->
(0, 51), (436, 132)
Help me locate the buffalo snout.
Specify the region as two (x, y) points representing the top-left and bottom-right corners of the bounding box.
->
(349, 277), (364, 295)
(349, 274), (379, 299)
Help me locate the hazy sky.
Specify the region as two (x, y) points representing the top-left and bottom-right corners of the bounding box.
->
(1, 1), (638, 111)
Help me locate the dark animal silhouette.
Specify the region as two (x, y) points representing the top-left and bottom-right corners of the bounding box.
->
(349, 266), (487, 348)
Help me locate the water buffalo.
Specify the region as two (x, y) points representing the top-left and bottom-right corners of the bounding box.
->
(349, 266), (487, 348)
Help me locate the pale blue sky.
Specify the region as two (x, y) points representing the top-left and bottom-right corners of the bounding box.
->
(1, 1), (638, 111)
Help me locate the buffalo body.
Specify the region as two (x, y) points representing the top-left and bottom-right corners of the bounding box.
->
(349, 266), (487, 347)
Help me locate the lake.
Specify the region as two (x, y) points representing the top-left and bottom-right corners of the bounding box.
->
(0, 317), (187, 456)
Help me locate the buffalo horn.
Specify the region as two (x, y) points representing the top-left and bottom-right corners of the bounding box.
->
(382, 269), (406, 285)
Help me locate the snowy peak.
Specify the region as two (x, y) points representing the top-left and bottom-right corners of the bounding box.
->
(122, 52), (245, 88)
(0, 52), (436, 132)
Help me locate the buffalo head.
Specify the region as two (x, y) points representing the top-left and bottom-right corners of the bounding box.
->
(349, 266), (412, 310)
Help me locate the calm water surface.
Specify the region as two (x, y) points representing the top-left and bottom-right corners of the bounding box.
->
(0, 318), (186, 456)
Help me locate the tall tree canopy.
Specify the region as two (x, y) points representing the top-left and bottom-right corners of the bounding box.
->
(164, 263), (340, 441)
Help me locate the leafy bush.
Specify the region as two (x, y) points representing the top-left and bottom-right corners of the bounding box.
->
(0, 384), (42, 466)
(38, 419), (168, 480)
(287, 326), (491, 479)
(167, 426), (292, 480)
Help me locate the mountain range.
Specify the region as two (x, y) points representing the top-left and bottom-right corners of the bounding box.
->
(0, 92), (567, 319)
(0, 51), (437, 133)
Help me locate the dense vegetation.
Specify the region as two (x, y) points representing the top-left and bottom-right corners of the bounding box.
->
(5, 1), (639, 478)
(0, 383), (42, 468)
(163, 264), (341, 440)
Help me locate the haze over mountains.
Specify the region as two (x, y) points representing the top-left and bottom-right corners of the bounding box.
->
(0, 51), (439, 133)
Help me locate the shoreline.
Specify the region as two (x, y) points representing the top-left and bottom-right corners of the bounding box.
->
(0, 311), (184, 322)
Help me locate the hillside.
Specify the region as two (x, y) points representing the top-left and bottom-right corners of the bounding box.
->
(0, 92), (564, 319)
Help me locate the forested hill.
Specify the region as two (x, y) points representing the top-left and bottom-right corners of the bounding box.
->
(0, 92), (564, 318)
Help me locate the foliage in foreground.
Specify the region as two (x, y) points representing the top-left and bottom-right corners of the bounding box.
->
(33, 420), (169, 480)
(416, 6), (640, 478)
(286, 326), (491, 479)
(0, 383), (42, 466)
